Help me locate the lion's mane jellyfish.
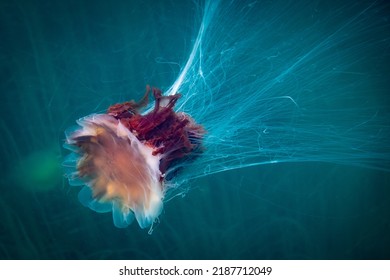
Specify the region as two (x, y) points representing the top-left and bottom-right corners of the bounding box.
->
(62, 0), (390, 231)
(63, 86), (204, 228)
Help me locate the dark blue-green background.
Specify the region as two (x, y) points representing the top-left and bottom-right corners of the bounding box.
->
(1, 0), (389, 259)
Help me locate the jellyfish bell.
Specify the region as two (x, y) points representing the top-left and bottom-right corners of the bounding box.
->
(67, 114), (163, 228)
(63, 86), (204, 229)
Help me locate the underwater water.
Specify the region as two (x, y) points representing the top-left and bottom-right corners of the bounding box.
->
(1, 0), (389, 259)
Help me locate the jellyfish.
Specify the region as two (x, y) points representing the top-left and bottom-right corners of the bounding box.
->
(63, 0), (390, 230)
(63, 86), (204, 228)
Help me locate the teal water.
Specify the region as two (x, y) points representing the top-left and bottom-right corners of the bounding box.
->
(1, 0), (389, 259)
